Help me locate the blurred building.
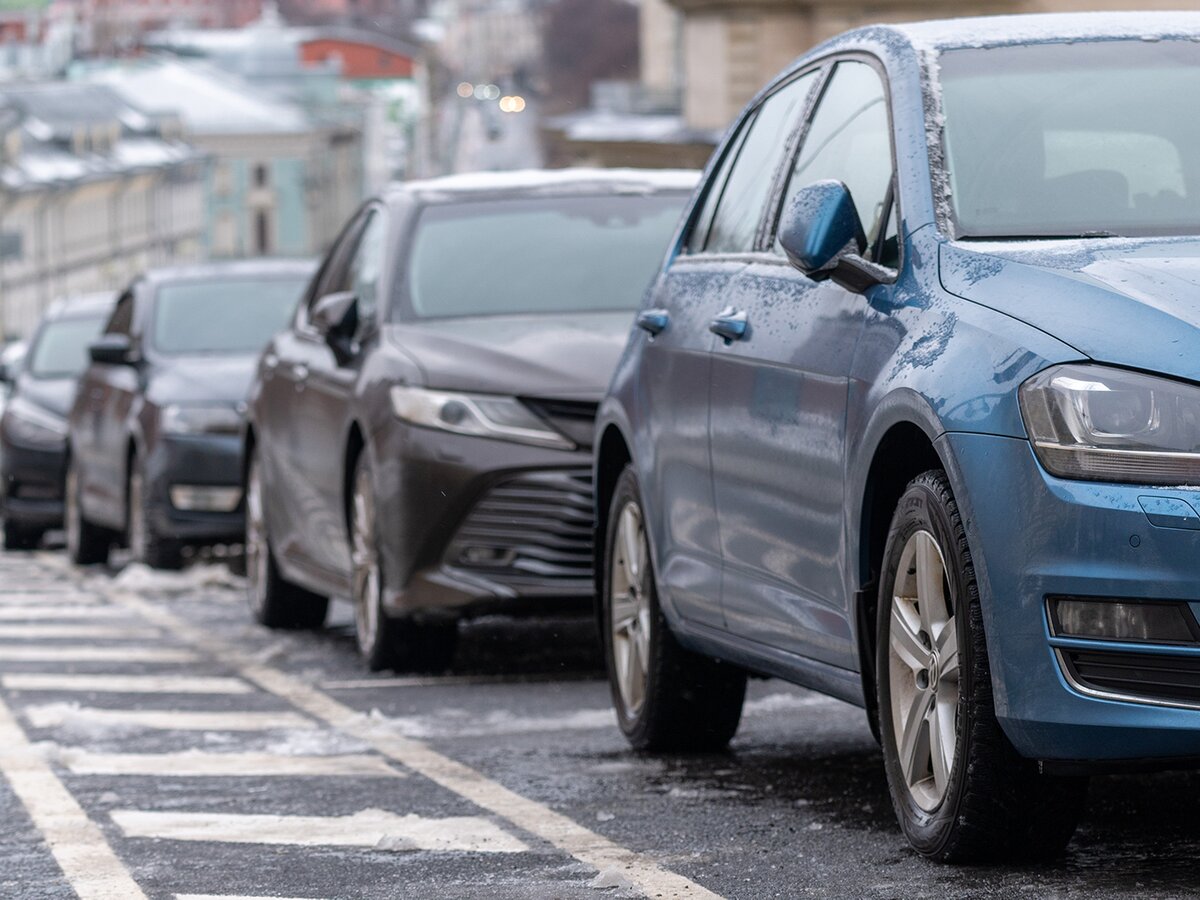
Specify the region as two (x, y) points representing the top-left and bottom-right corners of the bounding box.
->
(438, 0), (543, 84)
(77, 0), (263, 56)
(0, 0), (79, 81)
(0, 82), (206, 337)
(90, 60), (363, 259)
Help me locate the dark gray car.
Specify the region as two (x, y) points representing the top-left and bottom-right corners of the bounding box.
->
(65, 259), (315, 569)
(243, 168), (696, 671)
(0, 293), (115, 549)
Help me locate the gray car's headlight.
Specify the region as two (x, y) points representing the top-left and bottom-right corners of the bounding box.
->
(390, 386), (573, 450)
(1020, 363), (1200, 485)
(161, 404), (243, 436)
(4, 396), (67, 446)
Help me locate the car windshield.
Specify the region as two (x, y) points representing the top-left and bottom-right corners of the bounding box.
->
(151, 277), (308, 355)
(27, 315), (106, 378)
(401, 194), (686, 319)
(938, 40), (1200, 239)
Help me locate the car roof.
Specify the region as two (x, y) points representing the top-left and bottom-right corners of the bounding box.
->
(43, 292), (117, 320)
(140, 257), (318, 287)
(386, 167), (700, 204)
(873, 11), (1200, 52)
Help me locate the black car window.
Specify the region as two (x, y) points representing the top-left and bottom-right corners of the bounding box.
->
(104, 291), (134, 337)
(704, 71), (819, 255)
(776, 60), (895, 263)
(28, 315), (107, 378)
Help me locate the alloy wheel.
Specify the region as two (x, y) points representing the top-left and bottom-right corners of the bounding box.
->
(350, 464), (380, 656)
(888, 529), (960, 812)
(610, 501), (652, 718)
(245, 458), (269, 614)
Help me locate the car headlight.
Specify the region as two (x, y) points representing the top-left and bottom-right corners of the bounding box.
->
(389, 386), (573, 450)
(3, 396), (67, 446)
(161, 404), (243, 436)
(1020, 363), (1200, 485)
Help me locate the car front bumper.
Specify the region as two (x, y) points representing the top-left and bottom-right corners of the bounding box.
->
(372, 423), (595, 621)
(1, 434), (67, 529)
(145, 434), (244, 545)
(945, 431), (1200, 763)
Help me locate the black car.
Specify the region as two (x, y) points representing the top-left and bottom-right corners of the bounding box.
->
(0, 293), (115, 549)
(244, 168), (696, 670)
(65, 259), (315, 569)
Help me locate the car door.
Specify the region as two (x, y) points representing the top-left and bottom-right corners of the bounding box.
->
(710, 57), (901, 667)
(289, 205), (387, 578)
(641, 71), (819, 629)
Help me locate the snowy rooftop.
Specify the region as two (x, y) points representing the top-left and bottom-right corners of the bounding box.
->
(402, 168), (700, 197)
(894, 11), (1200, 50)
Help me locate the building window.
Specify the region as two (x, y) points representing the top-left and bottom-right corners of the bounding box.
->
(255, 210), (271, 255)
(253, 163), (269, 189)
(0, 231), (21, 262)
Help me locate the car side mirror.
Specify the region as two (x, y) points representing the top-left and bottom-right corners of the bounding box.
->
(311, 290), (359, 342)
(779, 180), (888, 292)
(89, 334), (134, 366)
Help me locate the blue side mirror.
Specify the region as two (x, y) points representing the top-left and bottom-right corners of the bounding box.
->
(778, 180), (867, 276)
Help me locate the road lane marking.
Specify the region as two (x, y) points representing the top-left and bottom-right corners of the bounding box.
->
(0, 691), (146, 899)
(24, 705), (316, 732)
(61, 750), (404, 778)
(106, 588), (724, 900)
(111, 808), (529, 853)
(0, 624), (161, 640)
(0, 606), (128, 620)
(0, 645), (198, 663)
(0, 592), (100, 605)
(2, 674), (252, 694)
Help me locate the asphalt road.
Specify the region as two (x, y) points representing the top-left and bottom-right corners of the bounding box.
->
(0, 550), (1198, 899)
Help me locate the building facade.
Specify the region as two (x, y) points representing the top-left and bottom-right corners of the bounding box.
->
(0, 83), (207, 338)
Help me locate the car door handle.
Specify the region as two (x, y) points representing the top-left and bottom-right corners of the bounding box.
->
(636, 308), (670, 336)
(709, 308), (748, 343)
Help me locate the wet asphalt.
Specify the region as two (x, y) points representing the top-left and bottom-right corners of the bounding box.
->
(0, 550), (1197, 900)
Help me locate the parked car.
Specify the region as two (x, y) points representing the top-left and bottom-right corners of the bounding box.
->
(0, 294), (115, 549)
(65, 259), (315, 569)
(243, 168), (695, 671)
(593, 13), (1200, 864)
(0, 339), (28, 421)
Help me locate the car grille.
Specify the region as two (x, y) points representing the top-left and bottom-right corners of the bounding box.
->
(520, 398), (600, 449)
(446, 468), (594, 584)
(1060, 648), (1200, 707)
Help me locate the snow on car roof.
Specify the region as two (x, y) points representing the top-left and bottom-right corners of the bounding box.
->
(896, 11), (1200, 50)
(400, 168), (700, 198)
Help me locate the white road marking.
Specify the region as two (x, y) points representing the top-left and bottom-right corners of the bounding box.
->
(0, 592), (100, 605)
(0, 624), (161, 640)
(0, 606), (127, 620)
(111, 808), (528, 853)
(0, 645), (198, 663)
(62, 750), (403, 778)
(107, 589), (724, 900)
(0, 691), (146, 899)
(24, 705), (316, 732)
(2, 674), (252, 694)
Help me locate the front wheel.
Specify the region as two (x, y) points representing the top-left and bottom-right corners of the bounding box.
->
(602, 466), (746, 752)
(65, 455), (109, 566)
(128, 459), (182, 570)
(877, 470), (1086, 863)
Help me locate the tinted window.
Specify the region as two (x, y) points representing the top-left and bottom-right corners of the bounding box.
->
(27, 315), (106, 378)
(779, 61), (893, 258)
(105, 292), (133, 337)
(939, 41), (1200, 237)
(347, 210), (386, 323)
(705, 71), (818, 254)
(402, 194), (686, 319)
(152, 277), (309, 355)
(687, 117), (753, 253)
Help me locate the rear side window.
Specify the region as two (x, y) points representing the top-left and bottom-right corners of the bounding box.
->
(702, 71), (818, 255)
(28, 315), (106, 378)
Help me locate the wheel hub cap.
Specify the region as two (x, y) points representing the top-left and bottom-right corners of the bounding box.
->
(610, 502), (651, 718)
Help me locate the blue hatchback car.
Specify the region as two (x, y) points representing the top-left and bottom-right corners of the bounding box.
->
(594, 12), (1200, 862)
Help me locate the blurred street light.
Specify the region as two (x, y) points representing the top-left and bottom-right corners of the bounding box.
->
(456, 82), (474, 98)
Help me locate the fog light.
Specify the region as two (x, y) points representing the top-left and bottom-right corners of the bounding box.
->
(169, 485), (241, 513)
(1049, 597), (1200, 644)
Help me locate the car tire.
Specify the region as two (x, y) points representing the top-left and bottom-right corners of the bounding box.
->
(3, 520), (41, 551)
(245, 449), (328, 630)
(876, 469), (1087, 863)
(65, 455), (109, 566)
(602, 466), (746, 752)
(128, 458), (183, 571)
(350, 453), (457, 673)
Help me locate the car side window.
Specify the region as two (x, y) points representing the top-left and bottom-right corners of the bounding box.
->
(104, 291), (134, 337)
(306, 211), (368, 317)
(345, 210), (386, 325)
(685, 115), (753, 254)
(777, 60), (895, 263)
(703, 71), (819, 255)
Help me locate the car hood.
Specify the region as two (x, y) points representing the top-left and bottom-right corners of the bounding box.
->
(13, 375), (76, 419)
(146, 354), (258, 405)
(387, 311), (636, 397)
(940, 237), (1200, 383)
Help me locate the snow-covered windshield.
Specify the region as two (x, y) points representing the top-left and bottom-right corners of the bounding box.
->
(938, 40), (1200, 239)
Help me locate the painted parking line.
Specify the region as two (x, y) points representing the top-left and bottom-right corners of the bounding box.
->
(24, 706), (316, 732)
(0, 624), (161, 640)
(61, 750), (404, 779)
(106, 587), (724, 900)
(0, 645), (198, 663)
(0, 691), (146, 900)
(111, 808), (529, 853)
(0, 606), (128, 620)
(2, 674), (252, 694)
